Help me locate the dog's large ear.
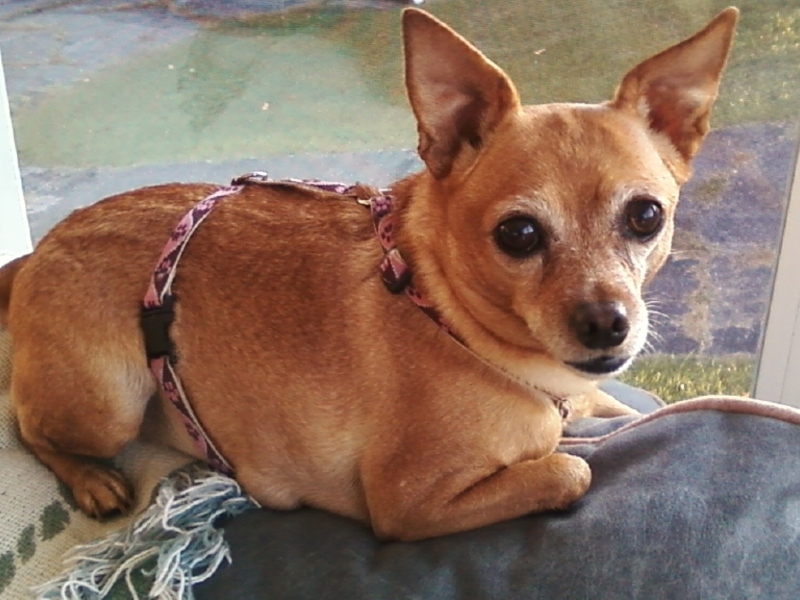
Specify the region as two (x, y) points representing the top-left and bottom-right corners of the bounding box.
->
(402, 8), (521, 180)
(611, 7), (738, 163)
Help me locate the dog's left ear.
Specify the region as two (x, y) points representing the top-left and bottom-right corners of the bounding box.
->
(612, 7), (738, 164)
(402, 8), (521, 180)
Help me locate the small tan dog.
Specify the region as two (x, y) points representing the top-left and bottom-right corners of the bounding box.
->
(0, 8), (736, 541)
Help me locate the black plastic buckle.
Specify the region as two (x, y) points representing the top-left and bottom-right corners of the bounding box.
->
(379, 249), (413, 295)
(382, 267), (412, 294)
(141, 294), (176, 360)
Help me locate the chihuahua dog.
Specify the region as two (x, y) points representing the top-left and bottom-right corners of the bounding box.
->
(0, 8), (736, 541)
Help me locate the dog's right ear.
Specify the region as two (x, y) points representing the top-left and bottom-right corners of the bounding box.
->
(402, 8), (521, 180)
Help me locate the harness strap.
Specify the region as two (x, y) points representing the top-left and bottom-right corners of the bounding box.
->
(142, 184), (244, 476)
(368, 194), (467, 345)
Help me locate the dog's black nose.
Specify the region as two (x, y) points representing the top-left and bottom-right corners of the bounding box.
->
(570, 302), (629, 350)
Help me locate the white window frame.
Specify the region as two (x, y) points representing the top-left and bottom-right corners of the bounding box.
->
(753, 145), (800, 406)
(0, 49), (798, 405)
(0, 48), (31, 268)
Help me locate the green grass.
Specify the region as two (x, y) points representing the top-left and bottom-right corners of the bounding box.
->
(12, 0), (800, 167)
(619, 354), (755, 404)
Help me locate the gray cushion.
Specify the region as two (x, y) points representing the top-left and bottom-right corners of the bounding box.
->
(195, 386), (800, 600)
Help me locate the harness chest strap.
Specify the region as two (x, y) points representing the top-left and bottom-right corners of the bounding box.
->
(140, 173), (569, 476)
(140, 174), (359, 476)
(141, 184), (242, 476)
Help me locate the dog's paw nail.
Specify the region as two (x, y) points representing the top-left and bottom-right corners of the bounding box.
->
(74, 465), (134, 519)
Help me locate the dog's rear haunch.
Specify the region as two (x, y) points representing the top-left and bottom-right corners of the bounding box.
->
(0, 8), (737, 541)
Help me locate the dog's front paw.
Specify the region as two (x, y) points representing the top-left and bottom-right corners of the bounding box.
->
(71, 463), (133, 519)
(568, 388), (642, 421)
(546, 453), (592, 509)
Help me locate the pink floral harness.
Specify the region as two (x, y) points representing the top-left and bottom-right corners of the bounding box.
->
(140, 173), (568, 475)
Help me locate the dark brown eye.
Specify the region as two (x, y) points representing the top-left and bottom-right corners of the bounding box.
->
(625, 198), (663, 239)
(494, 217), (544, 257)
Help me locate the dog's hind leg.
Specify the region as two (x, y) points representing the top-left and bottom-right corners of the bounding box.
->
(11, 341), (155, 518)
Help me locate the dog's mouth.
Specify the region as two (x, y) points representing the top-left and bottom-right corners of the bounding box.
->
(566, 356), (630, 376)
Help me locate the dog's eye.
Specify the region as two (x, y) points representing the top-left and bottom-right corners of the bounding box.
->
(494, 217), (544, 257)
(625, 198), (663, 239)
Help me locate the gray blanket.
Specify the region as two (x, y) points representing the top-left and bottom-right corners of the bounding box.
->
(195, 390), (800, 600)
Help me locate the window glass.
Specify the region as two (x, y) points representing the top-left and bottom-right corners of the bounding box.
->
(2, 0), (797, 402)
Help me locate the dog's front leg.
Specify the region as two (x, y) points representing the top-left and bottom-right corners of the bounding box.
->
(574, 388), (642, 420)
(365, 453), (591, 541)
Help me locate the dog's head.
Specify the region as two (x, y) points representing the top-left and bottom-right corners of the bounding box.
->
(398, 8), (737, 385)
